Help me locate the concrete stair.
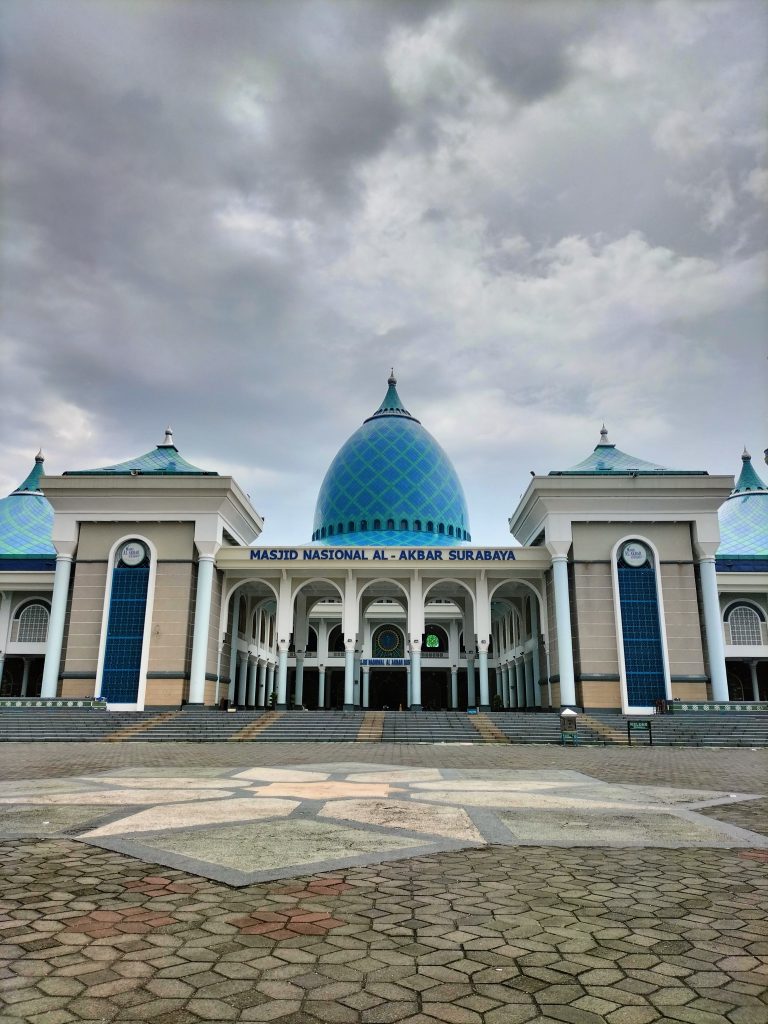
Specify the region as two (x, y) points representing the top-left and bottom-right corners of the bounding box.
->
(1, 706), (766, 745)
(381, 711), (481, 743)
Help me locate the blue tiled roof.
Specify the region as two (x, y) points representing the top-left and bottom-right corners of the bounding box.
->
(65, 438), (216, 476)
(551, 427), (706, 476)
(717, 450), (768, 561)
(0, 454), (55, 559)
(312, 376), (470, 546)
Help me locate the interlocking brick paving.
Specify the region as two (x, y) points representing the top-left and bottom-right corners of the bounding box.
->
(1, 838), (767, 1023)
(1, 740), (767, 794)
(1, 746), (767, 1022)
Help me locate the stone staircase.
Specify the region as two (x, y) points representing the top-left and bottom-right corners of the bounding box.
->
(381, 711), (481, 742)
(1, 706), (766, 745)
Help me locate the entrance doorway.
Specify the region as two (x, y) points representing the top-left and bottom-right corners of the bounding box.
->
(422, 669), (449, 710)
(369, 670), (407, 709)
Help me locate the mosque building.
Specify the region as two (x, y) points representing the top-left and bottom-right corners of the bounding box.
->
(0, 374), (766, 714)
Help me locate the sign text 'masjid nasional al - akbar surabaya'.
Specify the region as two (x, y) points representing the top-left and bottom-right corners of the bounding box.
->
(249, 548), (516, 561)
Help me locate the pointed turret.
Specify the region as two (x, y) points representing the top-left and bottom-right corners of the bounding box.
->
(731, 448), (767, 495)
(13, 449), (45, 494)
(365, 370), (419, 423)
(158, 426), (176, 449)
(717, 445), (768, 563)
(0, 452), (55, 559)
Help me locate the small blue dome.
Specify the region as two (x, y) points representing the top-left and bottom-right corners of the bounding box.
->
(312, 375), (470, 546)
(717, 449), (768, 562)
(0, 452), (55, 560)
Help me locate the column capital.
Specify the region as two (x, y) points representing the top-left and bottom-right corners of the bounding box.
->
(409, 639), (422, 653)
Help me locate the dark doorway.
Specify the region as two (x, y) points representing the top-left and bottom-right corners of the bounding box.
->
(422, 669), (449, 709)
(370, 670), (407, 709)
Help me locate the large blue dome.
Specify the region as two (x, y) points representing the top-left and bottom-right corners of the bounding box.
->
(312, 375), (471, 546)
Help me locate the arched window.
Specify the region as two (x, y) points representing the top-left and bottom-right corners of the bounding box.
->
(372, 624), (405, 658)
(448, 525), (454, 537)
(615, 540), (667, 707)
(414, 519), (421, 532)
(101, 539), (151, 704)
(387, 518), (395, 530)
(328, 625), (346, 653)
(328, 524), (334, 536)
(438, 523), (445, 534)
(12, 602), (50, 643)
(400, 519), (408, 531)
(727, 605), (763, 645)
(374, 519), (381, 531)
(305, 625), (318, 653)
(320, 527), (326, 539)
(337, 522), (344, 535)
(426, 521), (434, 533)
(360, 519), (368, 531)
(423, 624), (449, 653)
(348, 521), (355, 534)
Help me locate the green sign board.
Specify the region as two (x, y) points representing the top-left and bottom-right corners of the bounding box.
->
(628, 721), (651, 731)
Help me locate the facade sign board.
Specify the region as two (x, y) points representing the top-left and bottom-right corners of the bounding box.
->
(360, 658), (411, 667)
(249, 547), (516, 562)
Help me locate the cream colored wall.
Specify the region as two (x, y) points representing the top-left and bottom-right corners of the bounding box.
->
(670, 682), (708, 701)
(145, 679), (187, 705)
(579, 680), (621, 709)
(147, 563), (194, 676)
(76, 522), (195, 560)
(60, 678), (95, 699)
(571, 522), (693, 561)
(571, 563), (619, 678)
(659, 563), (706, 678)
(62, 562), (108, 683)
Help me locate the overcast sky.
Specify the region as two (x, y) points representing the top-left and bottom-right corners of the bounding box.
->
(1, 0), (766, 545)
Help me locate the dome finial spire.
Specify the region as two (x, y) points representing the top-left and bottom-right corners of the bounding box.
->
(388, 367), (396, 386)
(35, 448), (44, 464)
(158, 425), (175, 449)
(743, 446), (751, 461)
(597, 423), (612, 447)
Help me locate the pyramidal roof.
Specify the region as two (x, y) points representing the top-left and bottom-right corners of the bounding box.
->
(64, 428), (217, 477)
(364, 370), (420, 422)
(0, 451), (55, 560)
(717, 448), (768, 563)
(550, 426), (706, 477)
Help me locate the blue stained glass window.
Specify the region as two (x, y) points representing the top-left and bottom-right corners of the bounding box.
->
(101, 565), (149, 703)
(618, 561), (666, 706)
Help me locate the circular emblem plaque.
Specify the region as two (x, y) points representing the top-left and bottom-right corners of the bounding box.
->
(622, 541), (648, 567)
(120, 541), (146, 567)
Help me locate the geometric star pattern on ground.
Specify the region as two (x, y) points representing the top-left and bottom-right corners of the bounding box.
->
(1, 763), (766, 886)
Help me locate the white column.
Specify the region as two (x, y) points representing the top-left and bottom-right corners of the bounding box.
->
(501, 664), (509, 708)
(406, 665), (411, 708)
(450, 666), (458, 709)
(343, 641), (355, 709)
(410, 640), (422, 709)
(189, 554), (216, 704)
(750, 661), (760, 702)
(257, 659), (267, 707)
(466, 653), (476, 707)
(227, 593), (240, 704)
(524, 654), (534, 706)
(531, 598), (542, 706)
(551, 555), (576, 707)
(20, 657), (31, 697)
(516, 657), (526, 707)
(477, 643), (490, 710)
(237, 655), (248, 706)
(362, 666), (370, 708)
(41, 553), (73, 698)
(508, 664), (518, 708)
(247, 657), (258, 706)
(0, 592), (11, 688)
(276, 641), (289, 708)
(698, 556), (729, 701)
(318, 666), (326, 708)
(294, 653), (305, 707)
(266, 663), (275, 706)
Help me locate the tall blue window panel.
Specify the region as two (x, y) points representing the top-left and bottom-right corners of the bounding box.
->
(618, 561), (666, 706)
(101, 564), (149, 703)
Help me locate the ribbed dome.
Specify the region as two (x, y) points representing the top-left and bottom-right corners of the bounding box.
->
(312, 375), (470, 546)
(0, 452), (55, 560)
(717, 449), (768, 562)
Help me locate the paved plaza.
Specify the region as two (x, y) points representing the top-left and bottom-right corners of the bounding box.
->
(1, 744), (767, 1022)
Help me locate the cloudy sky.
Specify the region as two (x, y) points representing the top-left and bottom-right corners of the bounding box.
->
(1, 0), (766, 545)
